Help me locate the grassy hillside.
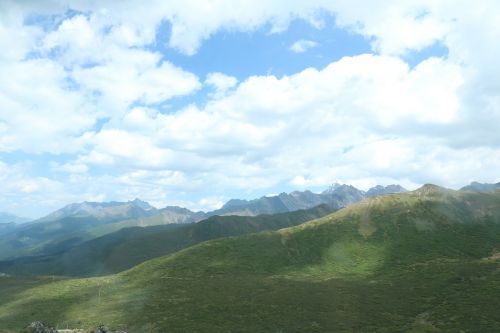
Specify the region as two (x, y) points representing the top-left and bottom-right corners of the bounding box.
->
(0, 203), (206, 262)
(0, 209), (200, 262)
(0, 205), (333, 277)
(0, 216), (116, 260)
(1, 186), (500, 332)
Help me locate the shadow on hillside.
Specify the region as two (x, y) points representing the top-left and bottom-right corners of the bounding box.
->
(0, 275), (131, 331)
(126, 260), (500, 332)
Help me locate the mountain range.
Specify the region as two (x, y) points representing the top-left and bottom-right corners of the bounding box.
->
(0, 183), (406, 260)
(29, 183), (405, 223)
(2, 181), (497, 262)
(34, 198), (207, 225)
(1, 184), (499, 332)
(208, 183), (406, 216)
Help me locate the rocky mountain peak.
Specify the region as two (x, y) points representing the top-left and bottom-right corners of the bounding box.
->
(322, 183), (342, 194)
(130, 198), (153, 210)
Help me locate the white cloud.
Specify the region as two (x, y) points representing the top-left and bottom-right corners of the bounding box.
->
(0, 58), (96, 153)
(290, 39), (318, 53)
(1, 0), (494, 59)
(25, 49), (496, 213)
(0, 8), (201, 154)
(1, 1), (500, 216)
(73, 52), (200, 111)
(197, 196), (225, 211)
(290, 175), (308, 186)
(74, 53), (468, 190)
(0, 161), (68, 217)
(51, 162), (89, 174)
(205, 72), (238, 94)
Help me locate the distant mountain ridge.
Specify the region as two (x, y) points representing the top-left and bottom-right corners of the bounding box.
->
(461, 181), (500, 193)
(33, 199), (208, 226)
(5, 181), (500, 231)
(0, 212), (30, 224)
(365, 184), (407, 197)
(28, 184), (408, 223)
(0, 184), (406, 261)
(212, 184), (407, 216)
(35, 198), (159, 223)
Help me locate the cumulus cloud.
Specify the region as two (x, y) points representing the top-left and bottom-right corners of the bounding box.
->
(74, 53), (476, 190)
(1, 0), (500, 216)
(290, 39), (318, 53)
(51, 162), (89, 174)
(0, 57), (96, 153)
(0, 161), (67, 216)
(205, 72), (238, 95)
(0, 9), (201, 154)
(197, 196), (225, 211)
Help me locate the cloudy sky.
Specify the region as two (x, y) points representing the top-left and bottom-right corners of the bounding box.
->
(1, 0), (499, 217)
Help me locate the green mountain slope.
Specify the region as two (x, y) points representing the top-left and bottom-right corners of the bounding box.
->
(0, 201), (202, 261)
(0, 215), (165, 261)
(0, 216), (116, 260)
(0, 205), (333, 277)
(1, 186), (500, 332)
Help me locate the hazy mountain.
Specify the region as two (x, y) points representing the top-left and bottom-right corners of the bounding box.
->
(0, 212), (30, 224)
(0, 223), (17, 237)
(33, 200), (206, 230)
(112, 206), (207, 229)
(365, 184), (407, 196)
(213, 184), (406, 216)
(0, 205), (333, 277)
(321, 183), (366, 207)
(460, 181), (500, 193)
(35, 198), (159, 223)
(1, 186), (499, 332)
(0, 200), (201, 261)
(158, 206), (207, 223)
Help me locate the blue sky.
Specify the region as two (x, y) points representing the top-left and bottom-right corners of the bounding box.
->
(0, 1), (499, 218)
(159, 16), (371, 79)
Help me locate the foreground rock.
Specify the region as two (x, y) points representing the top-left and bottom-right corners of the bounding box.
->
(24, 322), (57, 333)
(24, 322), (126, 333)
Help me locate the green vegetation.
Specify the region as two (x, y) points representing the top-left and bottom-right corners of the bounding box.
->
(0, 205), (333, 277)
(1, 186), (500, 332)
(0, 205), (193, 261)
(0, 216), (135, 261)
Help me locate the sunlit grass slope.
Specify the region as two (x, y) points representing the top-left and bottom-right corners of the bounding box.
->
(1, 185), (500, 332)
